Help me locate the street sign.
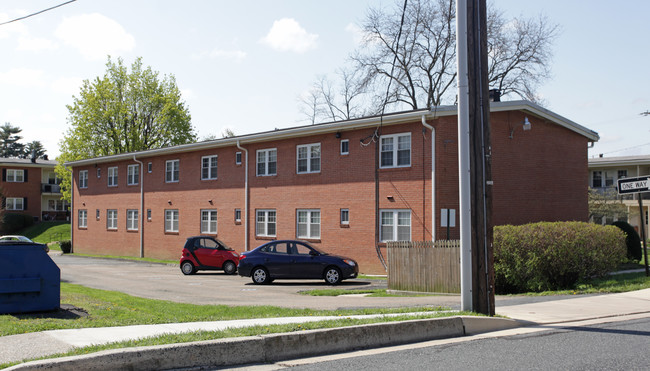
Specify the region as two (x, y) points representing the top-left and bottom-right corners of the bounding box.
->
(617, 176), (650, 195)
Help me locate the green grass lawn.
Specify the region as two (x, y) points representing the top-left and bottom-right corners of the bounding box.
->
(18, 221), (70, 244)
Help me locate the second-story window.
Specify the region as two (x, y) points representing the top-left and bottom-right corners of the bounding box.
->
(257, 149), (277, 176)
(380, 133), (411, 168)
(6, 169), (24, 182)
(297, 143), (320, 174)
(79, 170), (88, 188)
(201, 155), (218, 180)
(127, 164), (139, 185)
(166, 160), (179, 183)
(107, 167), (118, 187)
(592, 171), (602, 188)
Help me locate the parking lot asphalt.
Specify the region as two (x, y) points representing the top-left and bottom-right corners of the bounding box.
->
(52, 254), (463, 310)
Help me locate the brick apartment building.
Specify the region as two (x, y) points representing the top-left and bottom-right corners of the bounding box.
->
(65, 100), (599, 274)
(0, 157), (69, 223)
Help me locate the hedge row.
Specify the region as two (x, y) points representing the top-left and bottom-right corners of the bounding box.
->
(494, 222), (626, 293)
(0, 213), (35, 234)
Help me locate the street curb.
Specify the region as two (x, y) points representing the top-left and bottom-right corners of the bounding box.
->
(6, 316), (522, 371)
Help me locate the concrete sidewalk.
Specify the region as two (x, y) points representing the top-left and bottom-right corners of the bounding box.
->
(3, 288), (650, 370)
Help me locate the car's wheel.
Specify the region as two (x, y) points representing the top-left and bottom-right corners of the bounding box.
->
(223, 260), (237, 275)
(324, 267), (342, 285)
(251, 267), (270, 284)
(180, 261), (195, 275)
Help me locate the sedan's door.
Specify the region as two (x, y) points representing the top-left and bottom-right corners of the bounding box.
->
(263, 242), (294, 278)
(291, 242), (324, 279)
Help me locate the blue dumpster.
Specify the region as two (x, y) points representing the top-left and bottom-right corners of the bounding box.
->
(0, 242), (60, 314)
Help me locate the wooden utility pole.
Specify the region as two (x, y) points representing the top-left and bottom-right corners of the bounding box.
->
(466, 0), (495, 316)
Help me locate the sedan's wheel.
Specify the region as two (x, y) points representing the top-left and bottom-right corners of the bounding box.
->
(223, 261), (237, 275)
(324, 267), (342, 285)
(251, 267), (270, 284)
(180, 261), (195, 275)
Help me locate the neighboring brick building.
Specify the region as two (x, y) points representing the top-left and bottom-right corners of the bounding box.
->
(66, 100), (599, 274)
(0, 157), (69, 223)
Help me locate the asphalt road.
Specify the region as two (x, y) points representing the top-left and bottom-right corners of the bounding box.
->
(282, 317), (650, 370)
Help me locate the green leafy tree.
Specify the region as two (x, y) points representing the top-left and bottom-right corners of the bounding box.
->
(0, 123), (26, 158)
(56, 56), (196, 201)
(23, 141), (47, 159)
(588, 187), (628, 223)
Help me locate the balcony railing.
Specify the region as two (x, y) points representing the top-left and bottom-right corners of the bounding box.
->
(41, 183), (62, 194)
(592, 186), (650, 200)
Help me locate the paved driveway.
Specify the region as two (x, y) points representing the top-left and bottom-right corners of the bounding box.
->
(52, 254), (463, 310)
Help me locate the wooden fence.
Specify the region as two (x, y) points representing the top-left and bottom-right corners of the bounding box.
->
(387, 240), (461, 293)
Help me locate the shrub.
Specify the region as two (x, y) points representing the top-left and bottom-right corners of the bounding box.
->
(494, 222), (626, 294)
(611, 221), (642, 261)
(0, 213), (35, 234)
(59, 240), (72, 254)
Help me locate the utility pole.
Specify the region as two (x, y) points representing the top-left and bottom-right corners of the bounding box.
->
(458, 0), (495, 315)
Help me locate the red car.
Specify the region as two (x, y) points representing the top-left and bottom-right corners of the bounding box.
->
(179, 236), (240, 275)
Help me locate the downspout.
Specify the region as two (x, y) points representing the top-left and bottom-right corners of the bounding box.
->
(236, 141), (249, 251)
(133, 155), (144, 258)
(422, 115), (436, 241)
(65, 165), (74, 253)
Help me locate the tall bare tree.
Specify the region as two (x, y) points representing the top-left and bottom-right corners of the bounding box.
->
(302, 0), (559, 123)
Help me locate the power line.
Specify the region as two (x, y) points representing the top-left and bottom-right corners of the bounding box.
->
(0, 0), (77, 27)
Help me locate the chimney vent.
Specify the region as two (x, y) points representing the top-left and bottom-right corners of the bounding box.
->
(489, 89), (501, 102)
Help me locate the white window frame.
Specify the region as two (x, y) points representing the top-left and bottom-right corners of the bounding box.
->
(297, 143), (321, 174)
(256, 209), (276, 237)
(127, 164), (139, 185)
(79, 170), (88, 188)
(201, 155), (218, 180)
(201, 209), (218, 234)
(107, 166), (118, 187)
(380, 133), (411, 168)
(147, 162), (152, 173)
(297, 209), (321, 239)
(165, 209), (179, 232)
(127, 209), (139, 231)
(340, 139), (349, 155)
(235, 152), (242, 165)
(166, 160), (180, 183)
(380, 209), (411, 242)
(6, 169), (24, 182)
(340, 208), (350, 225)
(235, 208), (242, 223)
(5, 197), (23, 211)
(107, 209), (118, 230)
(256, 148), (277, 176)
(78, 209), (87, 228)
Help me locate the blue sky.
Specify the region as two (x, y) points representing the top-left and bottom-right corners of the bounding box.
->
(1, 0), (648, 159)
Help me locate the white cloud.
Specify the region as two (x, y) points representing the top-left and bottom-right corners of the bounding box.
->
(51, 76), (84, 96)
(0, 13), (28, 39)
(0, 68), (46, 87)
(55, 13), (135, 60)
(345, 23), (364, 45)
(260, 18), (318, 53)
(17, 36), (58, 52)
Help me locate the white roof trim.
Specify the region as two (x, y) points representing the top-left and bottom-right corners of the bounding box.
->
(66, 101), (599, 167)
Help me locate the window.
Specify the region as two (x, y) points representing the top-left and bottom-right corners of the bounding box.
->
(165, 209), (179, 232)
(380, 133), (411, 168)
(106, 209), (117, 230)
(127, 209), (138, 231)
(380, 210), (411, 242)
(592, 171), (602, 188)
(236, 152), (242, 165)
(201, 210), (218, 233)
(6, 169), (24, 182)
(297, 143), (320, 173)
(166, 160), (179, 183)
(48, 199), (69, 211)
(340, 139), (349, 155)
(618, 170), (628, 180)
(235, 208), (242, 223)
(5, 197), (24, 211)
(97, 168), (101, 178)
(256, 209), (276, 237)
(604, 171), (614, 187)
(257, 149), (277, 176)
(147, 209), (152, 221)
(297, 209), (320, 239)
(79, 170), (88, 188)
(148, 162), (152, 173)
(107, 166), (118, 187)
(340, 209), (350, 225)
(96, 209), (100, 220)
(201, 155), (218, 180)
(127, 164), (139, 185)
(78, 209), (87, 228)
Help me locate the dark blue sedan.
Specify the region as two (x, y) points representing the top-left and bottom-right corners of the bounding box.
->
(237, 240), (359, 285)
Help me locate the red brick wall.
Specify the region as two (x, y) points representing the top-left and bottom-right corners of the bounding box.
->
(71, 111), (591, 275)
(1, 166), (43, 220)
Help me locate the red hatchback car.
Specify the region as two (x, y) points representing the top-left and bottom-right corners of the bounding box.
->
(179, 236), (240, 275)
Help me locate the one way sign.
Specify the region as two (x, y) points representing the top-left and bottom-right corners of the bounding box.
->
(617, 176), (650, 195)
